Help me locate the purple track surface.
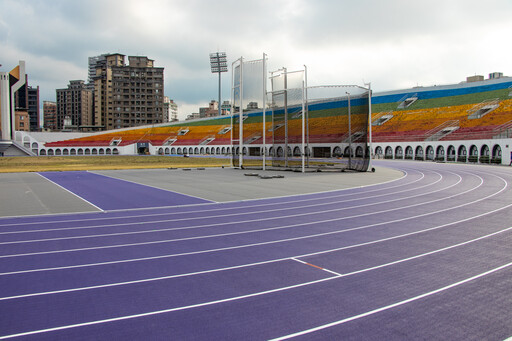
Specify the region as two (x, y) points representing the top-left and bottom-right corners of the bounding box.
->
(39, 171), (211, 210)
(0, 161), (511, 340)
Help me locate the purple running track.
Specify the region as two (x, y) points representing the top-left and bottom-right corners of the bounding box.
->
(39, 171), (211, 210)
(0, 161), (510, 340)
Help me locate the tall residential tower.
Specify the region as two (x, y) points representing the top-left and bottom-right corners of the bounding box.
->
(92, 54), (164, 130)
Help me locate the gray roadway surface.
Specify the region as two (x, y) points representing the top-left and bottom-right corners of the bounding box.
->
(0, 166), (403, 217)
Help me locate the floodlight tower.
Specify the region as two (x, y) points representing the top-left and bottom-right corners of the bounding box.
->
(210, 52), (228, 116)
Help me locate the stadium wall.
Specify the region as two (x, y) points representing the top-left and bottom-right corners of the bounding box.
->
(17, 76), (512, 165)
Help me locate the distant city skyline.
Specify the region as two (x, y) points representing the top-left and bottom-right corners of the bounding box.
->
(1, 0), (512, 120)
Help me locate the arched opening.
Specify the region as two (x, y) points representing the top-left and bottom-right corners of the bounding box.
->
(435, 145), (445, 161)
(70, 149), (77, 155)
(200, 147), (205, 154)
(343, 146), (352, 157)
(332, 146), (342, 157)
(113, 148), (119, 155)
(447, 145), (455, 161)
(99, 149), (105, 155)
(468, 145), (478, 162)
(40, 149), (47, 156)
(92, 148), (98, 155)
(216, 147), (220, 154)
(277, 146), (284, 157)
(23, 136), (30, 148)
(158, 148), (163, 155)
(355, 146), (364, 157)
(375, 146), (383, 159)
(491, 144), (502, 164)
(293, 146), (302, 157)
(177, 147), (182, 155)
(63, 149), (69, 156)
(405, 146), (413, 159)
(385, 146), (393, 159)
(85, 148), (91, 155)
(457, 145), (467, 162)
(415, 146), (424, 161)
(480, 144), (490, 163)
(425, 145), (434, 161)
(205, 147), (210, 154)
(48, 149), (54, 156)
(54, 149), (61, 156)
(170, 147), (176, 154)
(395, 146), (403, 159)
(105, 148), (111, 155)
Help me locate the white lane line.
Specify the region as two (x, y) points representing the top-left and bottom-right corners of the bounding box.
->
(269, 261), (512, 340)
(2, 222), (511, 303)
(0, 168), (418, 228)
(37, 173), (104, 212)
(0, 179), (509, 279)
(0, 170), (470, 257)
(291, 258), (343, 277)
(0, 170), (493, 268)
(0, 170), (449, 243)
(87, 170), (215, 203)
(1, 259), (511, 340)
(90, 166), (410, 212)
(0, 275), (339, 340)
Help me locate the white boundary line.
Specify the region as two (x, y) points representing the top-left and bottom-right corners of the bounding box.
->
(1, 248), (511, 339)
(0, 172), (506, 277)
(0, 168), (415, 228)
(0, 169), (440, 239)
(2, 220), (511, 302)
(269, 261), (512, 340)
(0, 170), (470, 257)
(87, 170), (215, 203)
(37, 173), (104, 212)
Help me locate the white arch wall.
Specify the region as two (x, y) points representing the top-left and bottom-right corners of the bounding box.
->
(372, 138), (512, 165)
(32, 138), (512, 165)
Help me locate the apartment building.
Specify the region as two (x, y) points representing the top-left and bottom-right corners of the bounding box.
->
(93, 54), (164, 130)
(43, 101), (57, 131)
(56, 80), (93, 130)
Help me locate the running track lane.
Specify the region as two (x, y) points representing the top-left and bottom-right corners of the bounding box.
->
(39, 171), (212, 210)
(0, 162), (510, 340)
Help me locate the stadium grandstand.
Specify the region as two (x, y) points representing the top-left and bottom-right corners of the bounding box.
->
(8, 74), (512, 166)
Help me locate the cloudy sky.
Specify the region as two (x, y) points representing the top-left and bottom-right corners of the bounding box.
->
(1, 0), (511, 120)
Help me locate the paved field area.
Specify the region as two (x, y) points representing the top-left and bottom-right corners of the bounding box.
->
(0, 161), (511, 340)
(0, 166), (402, 217)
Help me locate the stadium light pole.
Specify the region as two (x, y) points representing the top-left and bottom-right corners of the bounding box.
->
(210, 52), (228, 116)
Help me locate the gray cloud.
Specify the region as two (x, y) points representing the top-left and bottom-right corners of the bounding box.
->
(1, 0), (511, 120)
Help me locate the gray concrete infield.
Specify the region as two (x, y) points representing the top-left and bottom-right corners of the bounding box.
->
(0, 166), (403, 217)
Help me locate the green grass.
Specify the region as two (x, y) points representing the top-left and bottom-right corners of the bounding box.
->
(0, 156), (231, 173)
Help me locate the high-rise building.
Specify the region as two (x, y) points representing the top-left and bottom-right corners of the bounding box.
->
(169, 99), (178, 122)
(56, 80), (93, 131)
(88, 54), (108, 89)
(1, 61), (26, 140)
(27, 85), (39, 131)
(43, 101), (57, 131)
(93, 53), (164, 130)
(13, 76), (39, 131)
(163, 97), (179, 122)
